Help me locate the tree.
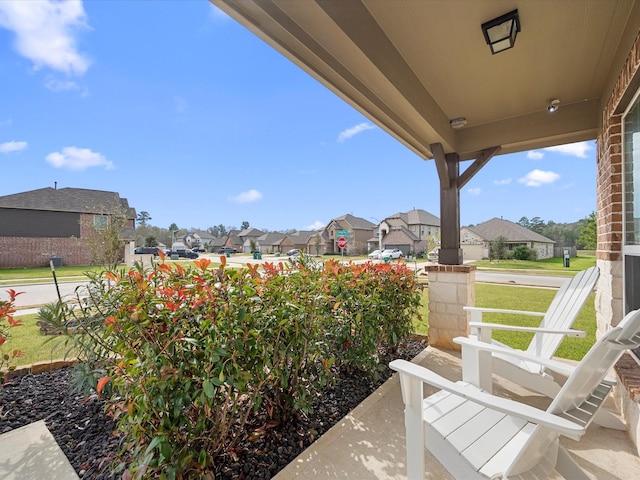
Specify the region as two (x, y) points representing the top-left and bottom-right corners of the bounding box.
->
(490, 235), (508, 261)
(578, 212), (597, 250)
(217, 224), (228, 237)
(241, 221), (250, 230)
(136, 211), (152, 227)
(169, 223), (179, 233)
(85, 206), (130, 270)
(145, 236), (158, 247)
(314, 234), (322, 256)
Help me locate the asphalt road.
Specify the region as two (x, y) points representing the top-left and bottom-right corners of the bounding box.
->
(2, 268), (570, 311)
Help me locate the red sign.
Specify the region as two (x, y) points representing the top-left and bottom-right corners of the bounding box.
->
(337, 237), (347, 249)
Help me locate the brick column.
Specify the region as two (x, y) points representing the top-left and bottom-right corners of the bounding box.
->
(424, 264), (475, 350)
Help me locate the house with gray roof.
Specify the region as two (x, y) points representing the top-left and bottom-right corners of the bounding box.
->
(374, 208), (440, 256)
(0, 187), (136, 268)
(238, 227), (265, 253)
(323, 214), (376, 255)
(462, 217), (555, 261)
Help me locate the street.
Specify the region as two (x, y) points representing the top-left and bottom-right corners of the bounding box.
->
(1, 262), (571, 311)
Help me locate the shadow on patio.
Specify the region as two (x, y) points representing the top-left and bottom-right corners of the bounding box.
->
(274, 346), (640, 480)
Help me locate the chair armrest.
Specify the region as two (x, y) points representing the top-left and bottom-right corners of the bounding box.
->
(389, 359), (585, 438)
(469, 322), (587, 338)
(464, 306), (546, 317)
(455, 337), (577, 377)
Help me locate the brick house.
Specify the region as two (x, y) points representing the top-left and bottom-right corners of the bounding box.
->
(462, 218), (555, 261)
(324, 214), (376, 255)
(0, 187), (136, 268)
(374, 208), (440, 255)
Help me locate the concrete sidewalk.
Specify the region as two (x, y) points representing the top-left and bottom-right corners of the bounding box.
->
(2, 346), (639, 479)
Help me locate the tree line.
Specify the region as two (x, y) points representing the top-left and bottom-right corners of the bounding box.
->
(514, 213), (596, 250)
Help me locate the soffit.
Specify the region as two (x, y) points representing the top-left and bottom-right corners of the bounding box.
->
(212, 0), (640, 160)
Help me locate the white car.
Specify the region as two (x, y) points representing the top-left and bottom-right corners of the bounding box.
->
(380, 248), (404, 259)
(368, 249), (382, 259)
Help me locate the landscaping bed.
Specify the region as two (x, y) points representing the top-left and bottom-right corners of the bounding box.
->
(0, 336), (427, 479)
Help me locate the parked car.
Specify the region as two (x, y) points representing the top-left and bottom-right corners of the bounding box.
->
(380, 248), (404, 259)
(192, 247), (206, 253)
(134, 247), (160, 256)
(217, 247), (237, 254)
(287, 248), (301, 256)
(368, 249), (382, 259)
(170, 249), (199, 259)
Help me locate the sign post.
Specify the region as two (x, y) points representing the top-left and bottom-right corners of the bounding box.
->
(337, 236), (347, 258)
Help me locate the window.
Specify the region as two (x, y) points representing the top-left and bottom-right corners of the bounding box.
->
(94, 215), (108, 230)
(622, 86), (640, 361)
(624, 94), (640, 246)
(410, 225), (416, 232)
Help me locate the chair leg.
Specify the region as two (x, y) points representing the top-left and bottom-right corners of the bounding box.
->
(592, 408), (626, 430)
(399, 374), (425, 480)
(555, 446), (591, 480)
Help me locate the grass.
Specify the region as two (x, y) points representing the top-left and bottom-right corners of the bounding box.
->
(3, 313), (75, 367)
(472, 255), (596, 273)
(412, 282), (595, 361)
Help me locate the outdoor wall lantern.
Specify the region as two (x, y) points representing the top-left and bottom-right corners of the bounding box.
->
(481, 9), (520, 54)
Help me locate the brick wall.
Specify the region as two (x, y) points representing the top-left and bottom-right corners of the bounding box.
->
(0, 213), (133, 268)
(596, 29), (640, 334)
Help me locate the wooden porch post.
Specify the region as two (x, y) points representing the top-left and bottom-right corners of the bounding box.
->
(431, 143), (500, 265)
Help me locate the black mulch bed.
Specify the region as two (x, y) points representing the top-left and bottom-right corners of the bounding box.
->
(0, 337), (427, 479)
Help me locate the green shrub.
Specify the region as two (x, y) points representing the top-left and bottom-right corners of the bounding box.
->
(0, 289), (23, 385)
(69, 255), (421, 478)
(512, 245), (537, 261)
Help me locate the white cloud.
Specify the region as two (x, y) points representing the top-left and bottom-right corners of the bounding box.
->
(0, 0), (91, 75)
(337, 122), (376, 143)
(230, 189), (263, 203)
(45, 146), (114, 170)
(544, 141), (592, 158)
(0, 140), (27, 153)
(518, 169), (560, 187)
(306, 220), (325, 230)
(45, 76), (80, 92)
(493, 178), (511, 186)
(467, 187), (482, 196)
(527, 151), (544, 160)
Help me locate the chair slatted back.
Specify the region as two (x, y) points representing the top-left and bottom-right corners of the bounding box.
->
(525, 266), (599, 359)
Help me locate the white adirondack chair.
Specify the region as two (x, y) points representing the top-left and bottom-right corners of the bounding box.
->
(390, 308), (640, 480)
(463, 266), (599, 398)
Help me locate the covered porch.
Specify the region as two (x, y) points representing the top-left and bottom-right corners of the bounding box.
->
(211, 0), (640, 456)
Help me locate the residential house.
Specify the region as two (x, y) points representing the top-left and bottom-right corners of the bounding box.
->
(373, 209), (440, 255)
(255, 232), (288, 254)
(305, 230), (328, 256)
(0, 187), (136, 268)
(463, 218), (555, 261)
(286, 230), (317, 254)
(237, 227), (265, 253)
(225, 230), (243, 253)
(193, 230), (215, 249)
(324, 214), (376, 255)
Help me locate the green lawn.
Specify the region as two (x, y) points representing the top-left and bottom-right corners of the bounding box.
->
(413, 282), (595, 361)
(3, 313), (74, 367)
(472, 255), (596, 273)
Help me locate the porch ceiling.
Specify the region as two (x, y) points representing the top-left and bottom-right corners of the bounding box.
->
(211, 0), (640, 161)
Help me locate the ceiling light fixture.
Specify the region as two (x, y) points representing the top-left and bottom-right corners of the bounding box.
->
(450, 117), (467, 129)
(547, 99), (560, 113)
(481, 9), (520, 55)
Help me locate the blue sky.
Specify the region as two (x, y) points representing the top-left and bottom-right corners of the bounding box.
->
(0, 1), (596, 232)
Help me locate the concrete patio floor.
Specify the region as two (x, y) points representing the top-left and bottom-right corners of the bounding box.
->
(274, 346), (640, 480)
(2, 345), (639, 479)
